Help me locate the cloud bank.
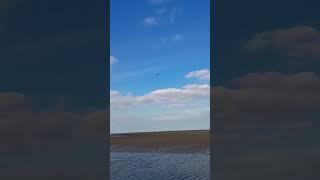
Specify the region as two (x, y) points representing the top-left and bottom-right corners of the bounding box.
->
(111, 69), (210, 133)
(213, 71), (320, 131)
(111, 83), (209, 108)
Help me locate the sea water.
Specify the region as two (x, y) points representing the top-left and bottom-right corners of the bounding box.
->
(110, 152), (210, 180)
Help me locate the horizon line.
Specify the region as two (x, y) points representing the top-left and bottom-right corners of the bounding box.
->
(110, 129), (210, 135)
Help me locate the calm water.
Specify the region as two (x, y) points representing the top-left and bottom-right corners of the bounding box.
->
(110, 152), (210, 180)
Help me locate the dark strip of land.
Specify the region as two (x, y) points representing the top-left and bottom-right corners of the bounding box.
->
(110, 130), (210, 154)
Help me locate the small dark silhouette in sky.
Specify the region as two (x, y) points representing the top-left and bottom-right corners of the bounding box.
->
(156, 72), (160, 76)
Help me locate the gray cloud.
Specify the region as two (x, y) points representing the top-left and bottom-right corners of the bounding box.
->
(0, 92), (30, 113)
(243, 26), (320, 59)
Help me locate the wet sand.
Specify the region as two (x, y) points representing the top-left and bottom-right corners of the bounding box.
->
(110, 130), (210, 153)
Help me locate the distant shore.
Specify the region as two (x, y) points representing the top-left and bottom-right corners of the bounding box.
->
(110, 130), (210, 154)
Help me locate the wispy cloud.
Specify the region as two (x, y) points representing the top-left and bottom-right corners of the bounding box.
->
(168, 7), (177, 23)
(156, 7), (168, 15)
(110, 55), (118, 65)
(172, 34), (183, 42)
(143, 17), (158, 26)
(148, 0), (171, 6)
(186, 69), (210, 81)
(144, 0), (180, 27)
(112, 66), (160, 82)
(162, 34), (184, 44)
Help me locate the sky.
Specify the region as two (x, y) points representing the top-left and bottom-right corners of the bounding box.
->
(110, 0), (210, 133)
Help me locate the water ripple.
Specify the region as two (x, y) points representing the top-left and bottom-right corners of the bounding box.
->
(110, 152), (210, 180)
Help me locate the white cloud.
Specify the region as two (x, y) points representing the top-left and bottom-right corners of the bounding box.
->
(110, 84), (210, 133)
(143, 17), (158, 26)
(111, 84), (209, 108)
(186, 69), (210, 81)
(110, 56), (118, 65)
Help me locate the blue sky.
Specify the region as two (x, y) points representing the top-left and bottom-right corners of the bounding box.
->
(110, 0), (210, 133)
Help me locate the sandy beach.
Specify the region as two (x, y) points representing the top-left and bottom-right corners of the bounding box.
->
(110, 130), (210, 153)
